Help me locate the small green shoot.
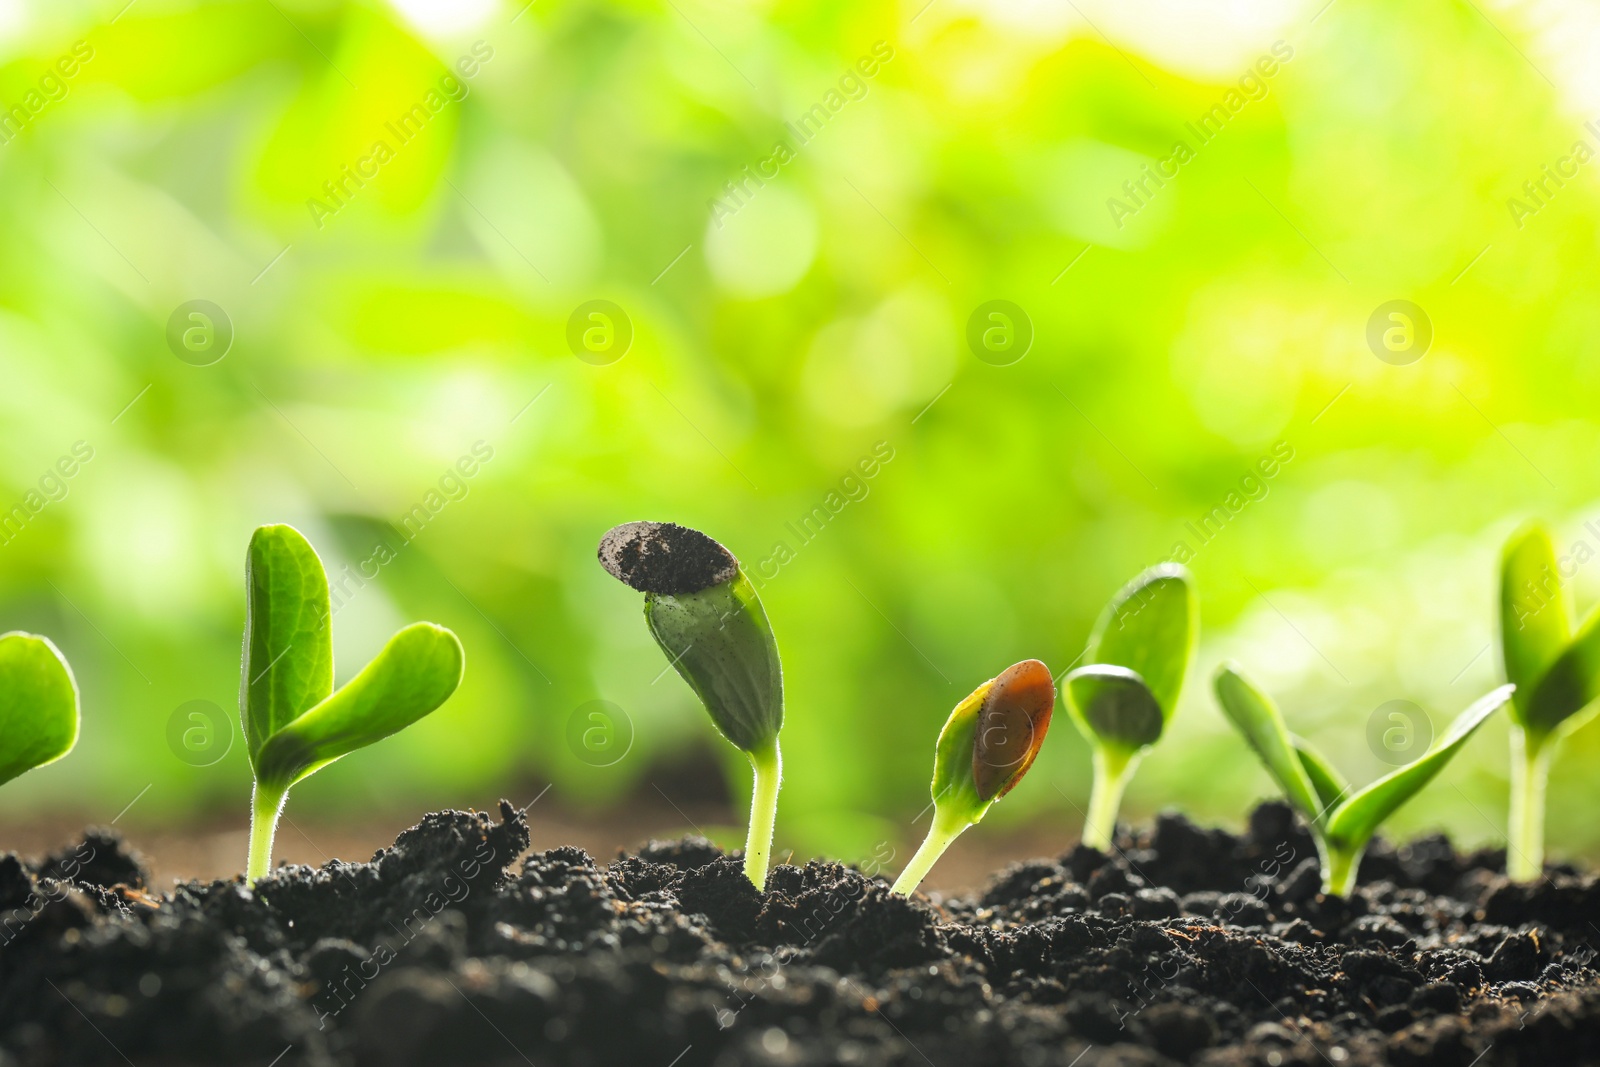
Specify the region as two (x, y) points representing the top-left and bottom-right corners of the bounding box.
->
(1066, 564), (1196, 851)
(0, 632), (79, 790)
(892, 659), (1055, 896)
(242, 525), (464, 885)
(1213, 663), (1512, 896)
(1498, 522), (1600, 880)
(598, 521), (784, 891)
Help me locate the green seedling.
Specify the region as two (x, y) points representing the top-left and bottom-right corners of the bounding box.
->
(1066, 564), (1196, 851)
(242, 525), (464, 885)
(1498, 522), (1600, 881)
(0, 632), (79, 791)
(1213, 663), (1512, 896)
(892, 659), (1055, 896)
(598, 521), (784, 891)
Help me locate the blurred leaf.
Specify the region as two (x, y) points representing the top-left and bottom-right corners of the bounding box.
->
(1291, 735), (1348, 817)
(1212, 664), (1323, 828)
(1524, 603), (1600, 741)
(1325, 685), (1513, 851)
(1501, 522), (1568, 728)
(0, 632), (78, 788)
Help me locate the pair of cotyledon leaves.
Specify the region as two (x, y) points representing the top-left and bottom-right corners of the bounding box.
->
(0, 632), (78, 789)
(1063, 564), (1197, 759)
(1500, 522), (1600, 747)
(1214, 668), (1512, 859)
(1065, 564), (1512, 858)
(243, 525), (463, 795)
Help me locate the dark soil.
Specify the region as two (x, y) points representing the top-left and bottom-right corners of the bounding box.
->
(5, 801), (1599, 1067)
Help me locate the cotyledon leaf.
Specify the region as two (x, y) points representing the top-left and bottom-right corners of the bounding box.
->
(1522, 600), (1600, 741)
(1065, 664), (1163, 754)
(1324, 684), (1514, 851)
(242, 524), (334, 767)
(0, 632), (79, 788)
(1087, 564), (1196, 720)
(1212, 663), (1325, 829)
(1291, 736), (1349, 819)
(253, 622), (464, 790)
(1500, 522), (1569, 731)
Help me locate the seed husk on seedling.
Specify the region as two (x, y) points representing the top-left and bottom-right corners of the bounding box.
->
(0, 632), (79, 796)
(1213, 663), (1512, 896)
(598, 521), (784, 891)
(891, 659), (1055, 896)
(1498, 522), (1600, 881)
(1065, 564), (1196, 851)
(242, 525), (464, 885)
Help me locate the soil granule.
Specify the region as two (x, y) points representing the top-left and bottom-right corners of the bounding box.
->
(4, 799), (1598, 1066)
(597, 521), (740, 595)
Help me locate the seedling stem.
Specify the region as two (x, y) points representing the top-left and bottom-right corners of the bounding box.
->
(1083, 747), (1138, 852)
(247, 784), (287, 884)
(1322, 838), (1359, 898)
(891, 807), (967, 896)
(744, 737), (782, 891)
(1507, 726), (1550, 882)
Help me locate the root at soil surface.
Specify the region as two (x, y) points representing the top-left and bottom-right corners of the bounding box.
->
(3, 800), (1598, 1066)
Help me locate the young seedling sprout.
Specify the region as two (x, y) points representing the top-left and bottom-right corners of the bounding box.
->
(1499, 522), (1600, 881)
(1213, 663), (1512, 897)
(0, 632), (79, 795)
(891, 660), (1055, 896)
(598, 521), (784, 891)
(242, 525), (464, 885)
(1065, 564), (1196, 851)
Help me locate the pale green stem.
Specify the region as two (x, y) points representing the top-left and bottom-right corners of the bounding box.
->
(245, 782), (288, 886)
(1320, 835), (1365, 897)
(1082, 747), (1141, 852)
(743, 738), (782, 892)
(891, 807), (970, 896)
(1508, 726), (1551, 882)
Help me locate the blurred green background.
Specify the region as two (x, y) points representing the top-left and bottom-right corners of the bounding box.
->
(4, 0), (1600, 869)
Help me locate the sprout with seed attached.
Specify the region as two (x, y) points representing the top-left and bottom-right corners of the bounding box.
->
(242, 525), (464, 885)
(598, 521), (784, 891)
(0, 632), (79, 796)
(1498, 522), (1600, 881)
(1065, 564), (1197, 851)
(891, 659), (1055, 896)
(1213, 663), (1512, 897)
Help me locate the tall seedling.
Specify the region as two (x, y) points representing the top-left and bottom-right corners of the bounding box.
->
(598, 521), (785, 891)
(242, 525), (464, 884)
(1066, 564), (1196, 850)
(1214, 664), (1512, 896)
(1499, 523), (1600, 880)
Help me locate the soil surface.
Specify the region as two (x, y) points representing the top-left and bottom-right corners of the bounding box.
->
(5, 801), (1599, 1067)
